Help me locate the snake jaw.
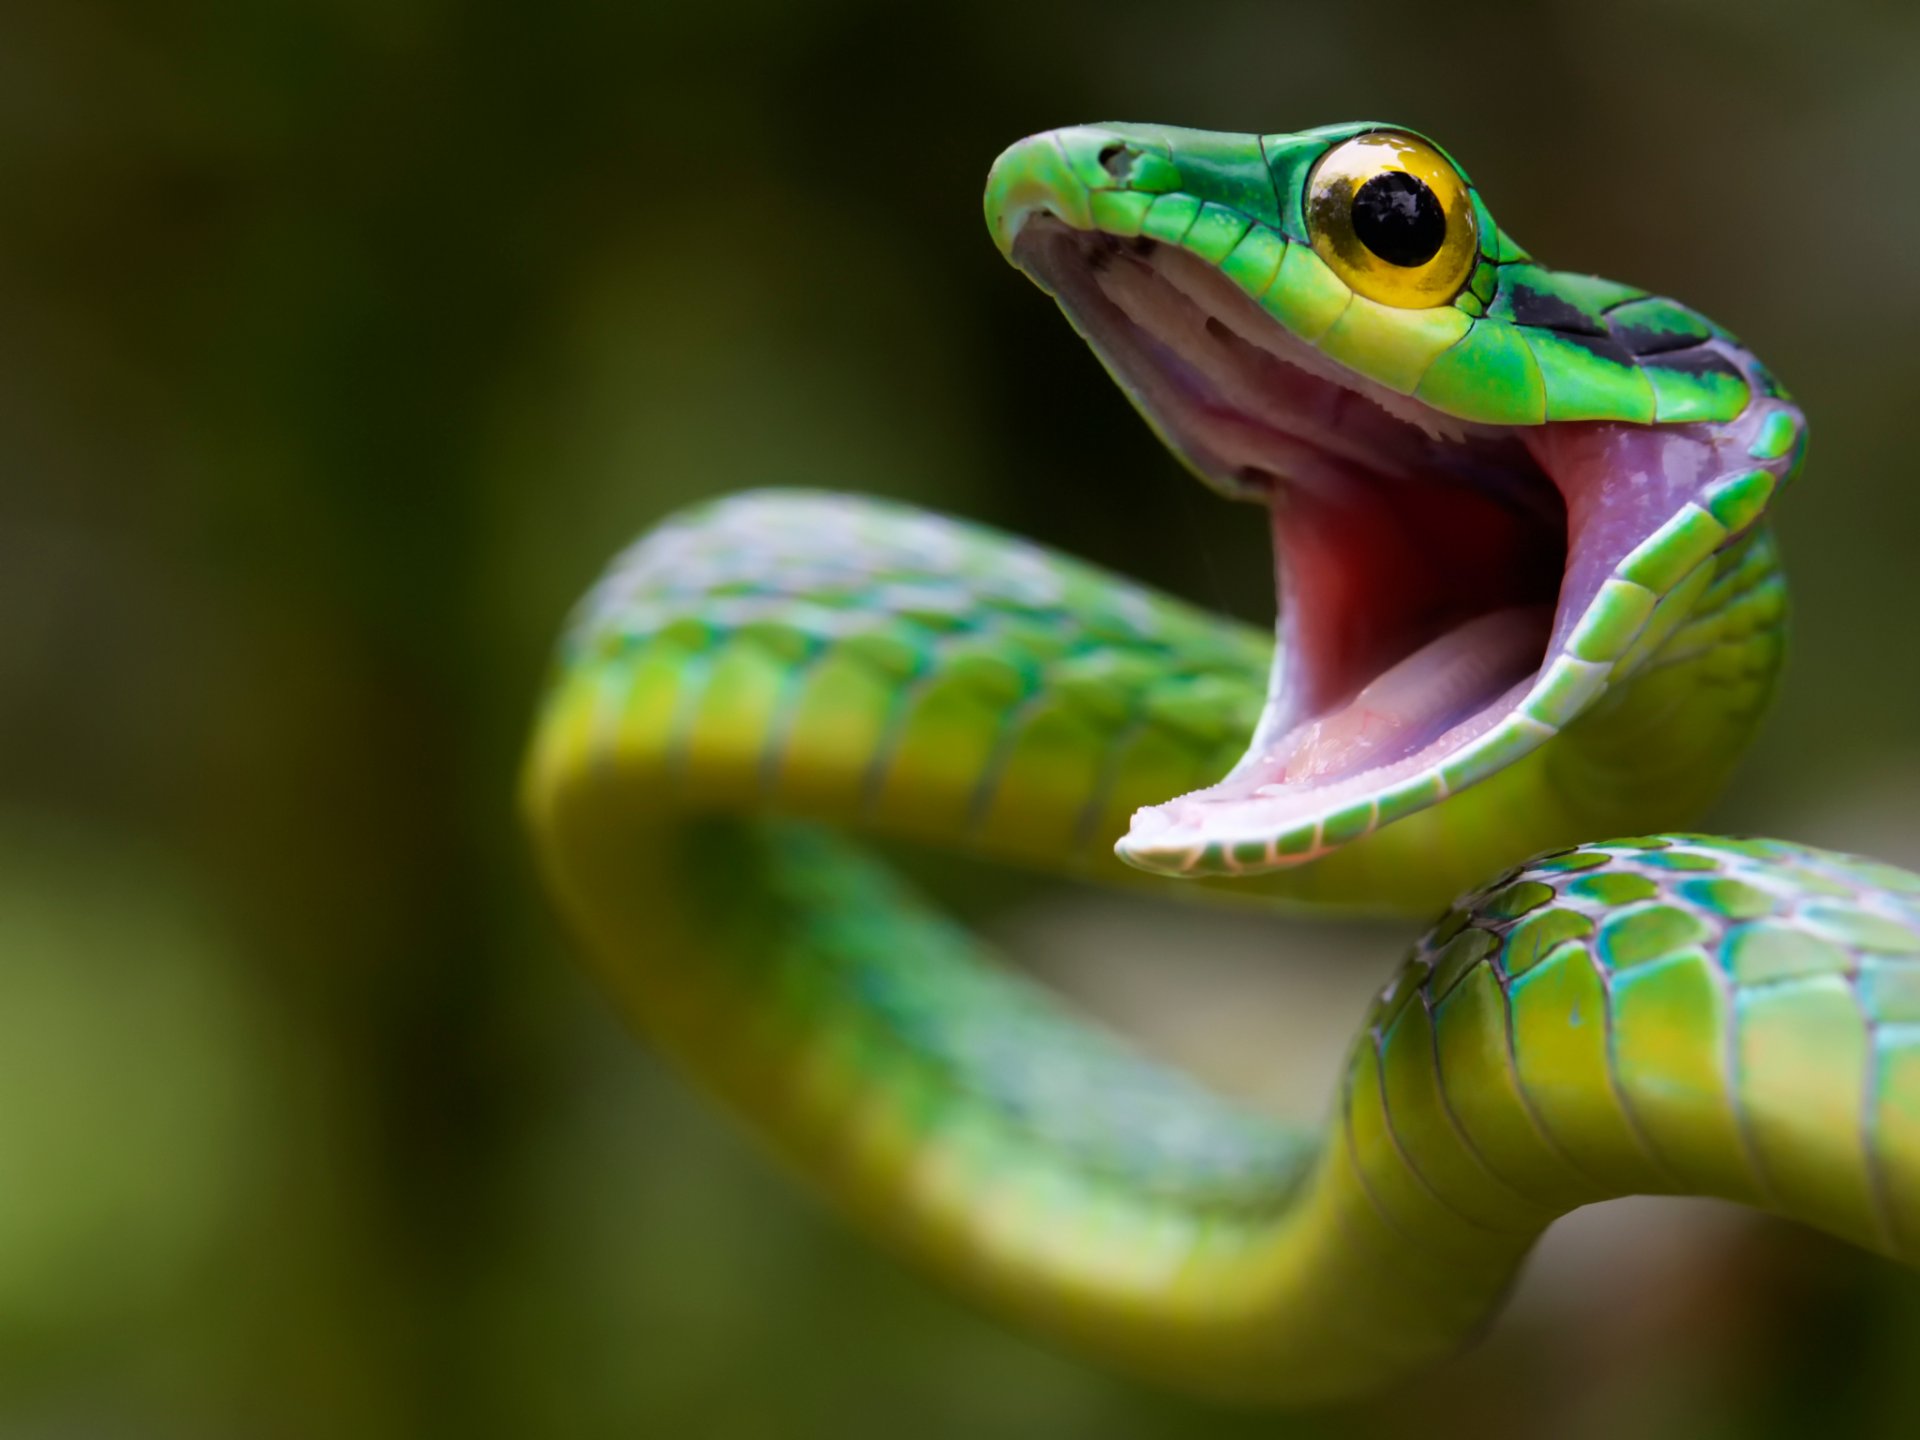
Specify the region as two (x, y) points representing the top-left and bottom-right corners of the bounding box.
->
(1006, 215), (1796, 878)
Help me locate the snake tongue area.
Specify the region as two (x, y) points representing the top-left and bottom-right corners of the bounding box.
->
(1010, 220), (1733, 871)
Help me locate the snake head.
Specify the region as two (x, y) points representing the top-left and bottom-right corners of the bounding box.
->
(984, 123), (1808, 880)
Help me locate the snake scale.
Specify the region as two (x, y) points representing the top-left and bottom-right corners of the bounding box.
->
(522, 121), (1920, 1405)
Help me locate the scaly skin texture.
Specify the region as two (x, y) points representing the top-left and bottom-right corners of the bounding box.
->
(520, 124), (1913, 1407)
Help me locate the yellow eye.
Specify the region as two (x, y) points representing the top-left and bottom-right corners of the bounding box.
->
(1306, 132), (1478, 309)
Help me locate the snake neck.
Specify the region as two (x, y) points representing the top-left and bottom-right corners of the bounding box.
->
(524, 495), (1913, 1411)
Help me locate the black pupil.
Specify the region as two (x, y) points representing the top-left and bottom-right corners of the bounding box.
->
(1349, 171), (1447, 268)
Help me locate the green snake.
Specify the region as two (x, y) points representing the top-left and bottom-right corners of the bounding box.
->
(522, 121), (1920, 1406)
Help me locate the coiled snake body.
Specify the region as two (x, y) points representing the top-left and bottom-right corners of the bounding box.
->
(523, 122), (1920, 1405)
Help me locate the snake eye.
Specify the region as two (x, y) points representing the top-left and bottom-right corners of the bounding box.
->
(1307, 132), (1478, 308)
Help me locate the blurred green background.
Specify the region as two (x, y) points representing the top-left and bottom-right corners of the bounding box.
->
(9, 0), (1920, 1434)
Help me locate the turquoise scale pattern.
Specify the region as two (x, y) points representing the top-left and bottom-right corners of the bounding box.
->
(1364, 836), (1920, 1257)
(569, 490), (1271, 857)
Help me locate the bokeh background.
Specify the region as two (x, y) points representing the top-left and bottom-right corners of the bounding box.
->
(10, 1), (1920, 1435)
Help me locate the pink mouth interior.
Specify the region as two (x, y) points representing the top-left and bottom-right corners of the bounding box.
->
(1010, 219), (1731, 842)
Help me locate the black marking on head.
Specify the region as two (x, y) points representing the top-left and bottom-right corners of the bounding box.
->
(1610, 322), (1707, 357)
(1551, 329), (1638, 367)
(1603, 296), (1713, 357)
(1099, 144), (1137, 182)
(1350, 172), (1447, 268)
(1648, 346), (1746, 382)
(1508, 282), (1606, 336)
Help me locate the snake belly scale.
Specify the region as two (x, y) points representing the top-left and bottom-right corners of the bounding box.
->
(522, 120), (1920, 1406)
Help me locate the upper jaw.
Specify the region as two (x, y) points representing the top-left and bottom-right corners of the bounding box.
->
(1007, 216), (1776, 879)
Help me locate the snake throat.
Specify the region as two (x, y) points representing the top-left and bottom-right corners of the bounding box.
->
(1009, 216), (1776, 876)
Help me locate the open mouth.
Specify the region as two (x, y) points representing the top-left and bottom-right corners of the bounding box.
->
(1010, 218), (1751, 874)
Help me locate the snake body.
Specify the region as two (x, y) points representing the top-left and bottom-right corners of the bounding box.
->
(523, 122), (1920, 1405)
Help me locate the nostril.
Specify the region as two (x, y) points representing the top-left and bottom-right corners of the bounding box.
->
(1097, 143), (1137, 182)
